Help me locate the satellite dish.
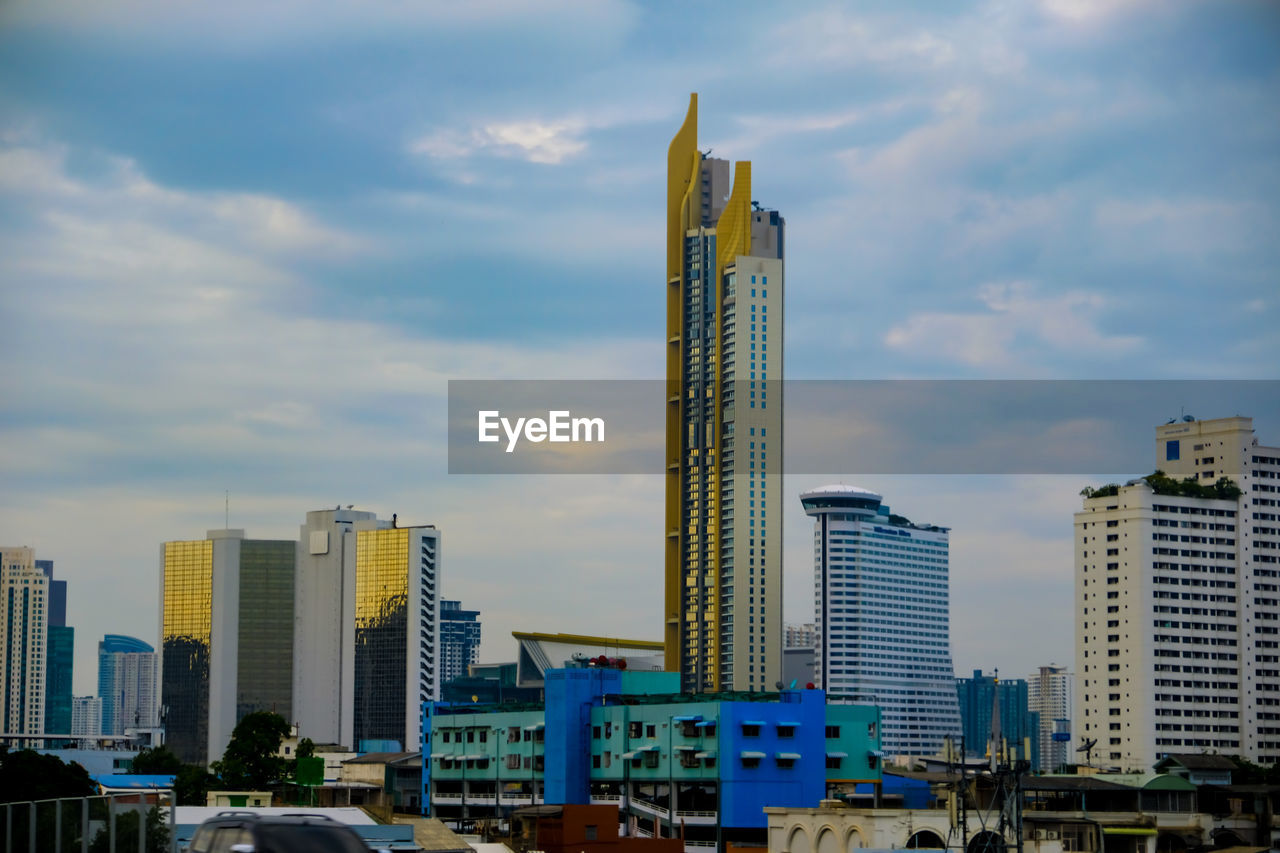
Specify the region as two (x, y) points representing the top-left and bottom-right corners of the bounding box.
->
(1076, 738), (1097, 752)
(775, 681), (785, 691)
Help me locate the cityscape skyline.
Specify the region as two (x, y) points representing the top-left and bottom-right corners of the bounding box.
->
(2, 2), (1278, 705)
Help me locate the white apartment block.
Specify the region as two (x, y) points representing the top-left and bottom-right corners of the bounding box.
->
(784, 622), (817, 650)
(1, 546), (47, 743)
(1028, 663), (1072, 772)
(72, 695), (103, 737)
(1075, 416), (1280, 771)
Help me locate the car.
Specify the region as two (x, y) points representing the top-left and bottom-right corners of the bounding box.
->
(187, 810), (389, 853)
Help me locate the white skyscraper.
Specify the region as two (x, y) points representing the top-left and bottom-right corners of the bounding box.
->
(1, 546), (47, 745)
(72, 695), (103, 737)
(295, 509), (441, 752)
(801, 485), (961, 755)
(1075, 415), (1280, 770)
(1028, 664), (1072, 772)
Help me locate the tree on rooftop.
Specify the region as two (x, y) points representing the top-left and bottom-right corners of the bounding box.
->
(210, 711), (291, 792)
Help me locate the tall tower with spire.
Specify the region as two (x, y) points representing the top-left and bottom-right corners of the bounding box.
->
(665, 94), (784, 692)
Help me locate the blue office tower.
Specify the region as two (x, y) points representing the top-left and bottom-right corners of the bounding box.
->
(98, 634), (155, 735)
(956, 669), (1041, 770)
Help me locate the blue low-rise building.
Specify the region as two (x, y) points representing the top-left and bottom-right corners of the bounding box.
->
(422, 666), (881, 852)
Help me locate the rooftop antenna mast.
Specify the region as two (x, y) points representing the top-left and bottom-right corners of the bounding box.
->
(225, 491), (229, 529)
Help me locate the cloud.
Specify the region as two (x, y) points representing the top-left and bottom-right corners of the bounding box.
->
(0, 0), (638, 51)
(883, 281), (1143, 371)
(0, 139), (363, 257)
(768, 8), (958, 71)
(411, 119), (589, 165)
(1038, 0), (1159, 25)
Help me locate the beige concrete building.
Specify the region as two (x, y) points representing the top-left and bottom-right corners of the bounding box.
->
(1075, 416), (1280, 771)
(0, 545), (46, 744)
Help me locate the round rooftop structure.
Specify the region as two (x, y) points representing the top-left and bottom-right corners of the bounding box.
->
(799, 484), (883, 515)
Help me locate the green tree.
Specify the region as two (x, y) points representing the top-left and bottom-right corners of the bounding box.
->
(211, 711), (291, 791)
(89, 806), (170, 853)
(130, 746), (183, 775)
(0, 748), (98, 844)
(0, 747), (96, 803)
(174, 764), (216, 806)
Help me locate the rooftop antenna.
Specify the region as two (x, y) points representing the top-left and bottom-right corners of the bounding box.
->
(225, 491), (229, 529)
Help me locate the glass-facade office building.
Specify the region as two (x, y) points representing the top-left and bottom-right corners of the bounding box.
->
(665, 94), (785, 693)
(956, 669), (1041, 770)
(161, 538), (213, 763)
(353, 525), (439, 752)
(440, 599), (481, 686)
(161, 532), (295, 764)
(802, 485), (962, 756)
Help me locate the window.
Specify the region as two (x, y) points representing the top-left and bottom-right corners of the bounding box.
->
(826, 756), (842, 769)
(646, 724), (656, 738)
(825, 725), (841, 739)
(741, 755), (761, 768)
(777, 724), (796, 738)
(1167, 440), (1180, 461)
(741, 723), (761, 737)
(585, 826), (598, 841)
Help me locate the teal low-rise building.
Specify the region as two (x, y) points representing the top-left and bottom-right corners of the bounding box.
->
(422, 667), (881, 851)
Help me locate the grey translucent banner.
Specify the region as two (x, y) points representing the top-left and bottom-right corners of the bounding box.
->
(447, 380), (1279, 474)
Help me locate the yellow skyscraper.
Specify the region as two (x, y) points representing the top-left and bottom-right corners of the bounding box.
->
(665, 94), (784, 692)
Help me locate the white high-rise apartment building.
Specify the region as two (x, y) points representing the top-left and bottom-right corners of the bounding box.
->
(1075, 416), (1280, 770)
(784, 623), (817, 650)
(1029, 664), (1072, 772)
(72, 695), (103, 737)
(802, 485), (962, 755)
(1, 546), (47, 745)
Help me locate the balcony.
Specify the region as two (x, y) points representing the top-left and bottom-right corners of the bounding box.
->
(629, 798), (670, 818)
(675, 809), (718, 826)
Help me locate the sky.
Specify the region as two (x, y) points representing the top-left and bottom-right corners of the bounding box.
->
(1, 0), (1277, 698)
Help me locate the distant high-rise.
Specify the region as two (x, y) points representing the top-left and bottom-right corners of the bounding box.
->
(802, 485), (961, 755)
(38, 560), (74, 738)
(956, 670), (1041, 770)
(71, 695), (102, 737)
(440, 600), (481, 685)
(295, 509), (441, 752)
(1, 546), (47, 744)
(98, 635), (159, 736)
(160, 529), (296, 764)
(1076, 415), (1280, 770)
(784, 623), (817, 650)
(665, 93), (785, 693)
(1028, 664), (1072, 773)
